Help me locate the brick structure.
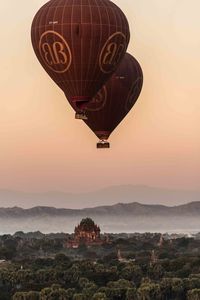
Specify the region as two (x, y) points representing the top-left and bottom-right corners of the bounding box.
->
(66, 218), (104, 248)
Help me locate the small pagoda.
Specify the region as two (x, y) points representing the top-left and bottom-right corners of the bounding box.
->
(67, 218), (104, 248)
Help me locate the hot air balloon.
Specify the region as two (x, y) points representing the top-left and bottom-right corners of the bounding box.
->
(81, 53), (143, 148)
(31, 0), (130, 119)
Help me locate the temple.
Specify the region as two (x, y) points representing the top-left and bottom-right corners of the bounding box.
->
(66, 218), (105, 248)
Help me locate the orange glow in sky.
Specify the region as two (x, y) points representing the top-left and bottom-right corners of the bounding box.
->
(0, 0), (199, 192)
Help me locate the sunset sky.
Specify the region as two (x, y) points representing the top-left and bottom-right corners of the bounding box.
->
(0, 0), (199, 194)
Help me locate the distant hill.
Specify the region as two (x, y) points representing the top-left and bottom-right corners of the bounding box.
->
(0, 201), (200, 234)
(0, 185), (199, 208)
(0, 201), (200, 218)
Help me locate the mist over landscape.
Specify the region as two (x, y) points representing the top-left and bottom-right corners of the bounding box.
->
(0, 185), (199, 234)
(0, 214), (199, 235)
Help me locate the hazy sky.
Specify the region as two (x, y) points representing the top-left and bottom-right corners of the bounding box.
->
(0, 0), (199, 193)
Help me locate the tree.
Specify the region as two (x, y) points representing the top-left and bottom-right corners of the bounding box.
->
(184, 278), (200, 291)
(92, 292), (107, 300)
(107, 279), (133, 289)
(40, 287), (52, 300)
(13, 292), (39, 300)
(149, 264), (164, 281)
(107, 279), (134, 300)
(78, 277), (90, 289)
(120, 264), (142, 286)
(137, 282), (161, 300)
(13, 293), (26, 300)
(65, 288), (76, 300)
(126, 288), (137, 300)
(73, 294), (85, 300)
(187, 289), (200, 300)
(26, 291), (40, 300)
(82, 282), (98, 299)
(171, 278), (184, 299)
(54, 254), (70, 267)
(160, 278), (185, 300)
(98, 287), (110, 298)
(40, 285), (69, 300)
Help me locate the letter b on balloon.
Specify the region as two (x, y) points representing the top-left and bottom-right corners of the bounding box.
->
(99, 32), (126, 74)
(39, 31), (72, 73)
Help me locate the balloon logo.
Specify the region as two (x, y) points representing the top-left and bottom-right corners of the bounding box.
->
(99, 32), (126, 74)
(86, 87), (107, 112)
(31, 0), (130, 118)
(125, 77), (143, 112)
(39, 31), (72, 74)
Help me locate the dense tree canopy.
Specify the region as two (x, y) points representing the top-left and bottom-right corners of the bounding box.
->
(0, 232), (199, 299)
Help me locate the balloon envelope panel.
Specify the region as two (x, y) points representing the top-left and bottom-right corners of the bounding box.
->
(31, 0), (130, 107)
(83, 53), (143, 140)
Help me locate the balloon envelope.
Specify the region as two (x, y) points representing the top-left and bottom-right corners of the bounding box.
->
(83, 53), (143, 145)
(31, 0), (130, 110)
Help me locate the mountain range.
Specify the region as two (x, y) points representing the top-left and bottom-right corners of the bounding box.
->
(0, 201), (200, 218)
(0, 201), (199, 234)
(0, 186), (199, 234)
(0, 185), (199, 209)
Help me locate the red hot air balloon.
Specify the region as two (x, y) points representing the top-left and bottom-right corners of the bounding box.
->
(31, 0), (130, 119)
(82, 53), (143, 148)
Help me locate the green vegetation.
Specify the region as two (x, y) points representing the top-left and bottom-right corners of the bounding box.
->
(0, 232), (200, 299)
